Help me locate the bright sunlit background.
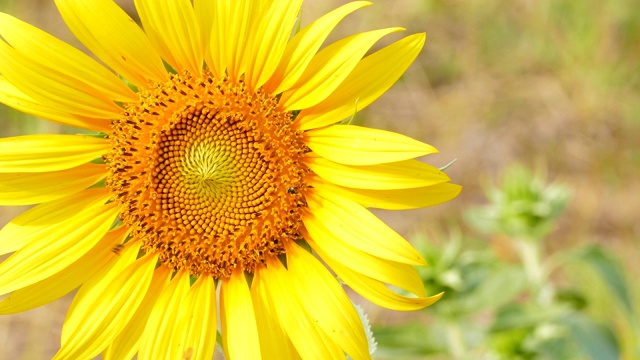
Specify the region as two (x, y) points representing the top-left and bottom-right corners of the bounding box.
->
(1, 0), (638, 359)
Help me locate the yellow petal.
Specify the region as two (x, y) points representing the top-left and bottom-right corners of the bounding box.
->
(176, 275), (217, 360)
(193, 0), (218, 77)
(287, 242), (371, 360)
(0, 226), (127, 315)
(280, 28), (402, 111)
(103, 266), (171, 360)
(211, 0), (267, 80)
(302, 226), (426, 297)
(62, 242), (141, 338)
(306, 157), (449, 190)
(221, 268), (262, 360)
(55, 251), (157, 360)
(0, 202), (118, 296)
(257, 259), (345, 359)
(266, 1), (371, 94)
(304, 124), (438, 165)
(0, 163), (106, 205)
(0, 187), (110, 256)
(134, 0), (203, 75)
(305, 187), (426, 265)
(55, 0), (167, 86)
(138, 271), (190, 360)
(246, 0), (303, 90)
(0, 134), (108, 173)
(316, 180), (462, 210)
(0, 12), (136, 103)
(0, 76), (110, 132)
(298, 33), (426, 130)
(251, 274), (300, 360)
(0, 39), (122, 119)
(324, 254), (443, 311)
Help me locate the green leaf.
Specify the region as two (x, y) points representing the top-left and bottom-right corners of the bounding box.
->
(576, 245), (634, 315)
(561, 313), (620, 360)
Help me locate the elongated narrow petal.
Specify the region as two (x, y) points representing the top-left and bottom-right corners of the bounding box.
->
(103, 267), (171, 360)
(55, 0), (167, 85)
(55, 251), (157, 360)
(267, 1), (371, 94)
(138, 271), (190, 360)
(306, 157), (449, 190)
(315, 180), (462, 210)
(0, 76), (110, 132)
(305, 124), (438, 165)
(221, 268), (262, 360)
(321, 249), (443, 311)
(286, 243), (371, 359)
(246, 0), (303, 90)
(258, 259), (345, 359)
(281, 28), (403, 111)
(0, 13), (136, 103)
(251, 274), (300, 360)
(63, 243), (141, 341)
(0, 40), (123, 119)
(0, 202), (118, 296)
(193, 0), (216, 76)
(0, 134), (108, 173)
(134, 0), (203, 75)
(176, 276), (217, 360)
(0, 187), (110, 256)
(306, 187), (426, 265)
(0, 163), (106, 205)
(303, 226), (425, 297)
(211, 0), (267, 80)
(0, 226), (127, 315)
(297, 33), (426, 130)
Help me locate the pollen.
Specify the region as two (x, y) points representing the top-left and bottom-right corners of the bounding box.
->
(105, 71), (310, 278)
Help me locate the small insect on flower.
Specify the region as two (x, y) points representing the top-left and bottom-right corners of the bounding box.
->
(111, 244), (124, 255)
(287, 186), (298, 194)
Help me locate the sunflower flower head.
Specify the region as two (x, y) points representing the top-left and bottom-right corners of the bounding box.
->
(0, 1), (461, 359)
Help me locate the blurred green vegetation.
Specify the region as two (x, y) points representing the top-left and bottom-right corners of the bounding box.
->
(373, 165), (638, 359)
(1, 0), (638, 359)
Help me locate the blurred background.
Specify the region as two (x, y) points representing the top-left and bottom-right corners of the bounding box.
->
(0, 0), (638, 359)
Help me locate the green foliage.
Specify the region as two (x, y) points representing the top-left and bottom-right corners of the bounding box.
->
(374, 163), (638, 359)
(465, 165), (570, 241)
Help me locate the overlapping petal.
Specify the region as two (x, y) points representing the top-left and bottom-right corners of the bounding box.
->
(176, 275), (217, 360)
(297, 33), (426, 130)
(0, 201), (117, 296)
(267, 1), (371, 94)
(0, 163), (106, 205)
(304, 124), (437, 165)
(0, 134), (108, 173)
(0, 188), (110, 256)
(0, 39), (123, 119)
(102, 267), (171, 360)
(0, 226), (127, 315)
(281, 28), (403, 110)
(55, 0), (166, 86)
(306, 157), (449, 190)
(317, 180), (462, 210)
(221, 268), (262, 360)
(305, 186), (426, 265)
(56, 249), (157, 360)
(134, 0), (203, 75)
(138, 271), (190, 360)
(0, 77), (110, 131)
(0, 12), (136, 103)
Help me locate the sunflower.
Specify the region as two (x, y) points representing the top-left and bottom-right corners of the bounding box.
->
(0, 0), (461, 359)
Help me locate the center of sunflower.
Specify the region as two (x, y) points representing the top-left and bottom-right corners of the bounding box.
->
(106, 71), (309, 278)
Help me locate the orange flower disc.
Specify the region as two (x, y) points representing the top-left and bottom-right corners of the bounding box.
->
(106, 71), (309, 278)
